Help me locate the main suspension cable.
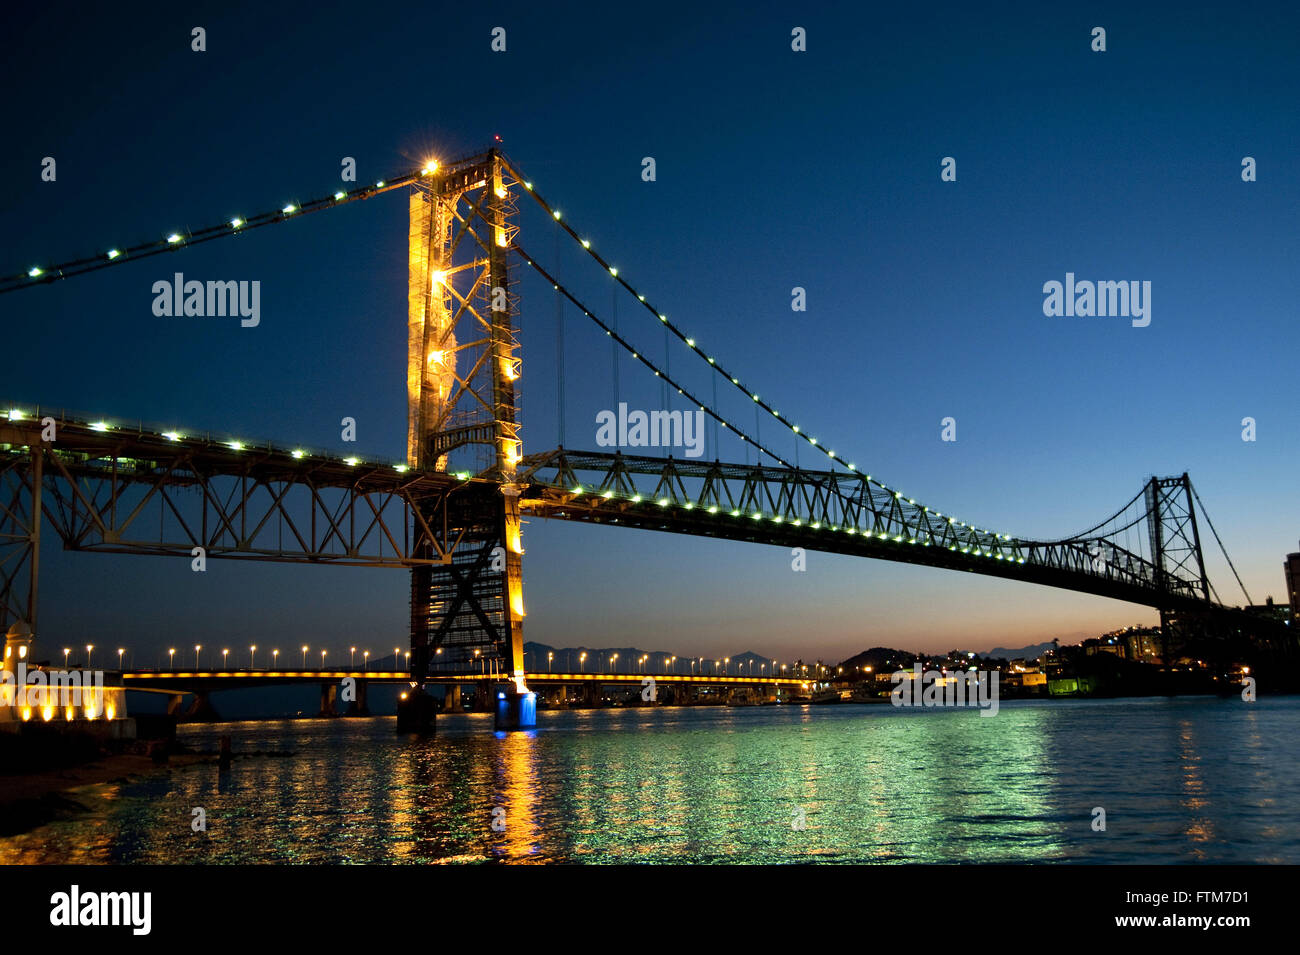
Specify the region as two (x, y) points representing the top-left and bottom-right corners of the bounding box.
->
(1, 165), (439, 293)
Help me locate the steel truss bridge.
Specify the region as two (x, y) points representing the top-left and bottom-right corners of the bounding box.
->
(1, 146), (1287, 701)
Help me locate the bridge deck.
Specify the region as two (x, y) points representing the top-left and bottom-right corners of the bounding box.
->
(121, 670), (808, 691)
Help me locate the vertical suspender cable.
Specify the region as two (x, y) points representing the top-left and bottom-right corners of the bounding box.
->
(611, 284), (620, 410)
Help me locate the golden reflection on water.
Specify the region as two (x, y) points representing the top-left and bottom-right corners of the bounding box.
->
(1177, 718), (1215, 854)
(493, 728), (541, 861)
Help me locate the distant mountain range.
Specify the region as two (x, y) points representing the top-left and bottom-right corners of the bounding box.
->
(833, 642), (1059, 673)
(984, 642), (1056, 661)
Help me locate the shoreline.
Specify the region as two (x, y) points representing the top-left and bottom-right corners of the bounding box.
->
(0, 752), (211, 838)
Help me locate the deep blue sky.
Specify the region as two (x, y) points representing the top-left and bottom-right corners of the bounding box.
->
(2, 1), (1297, 666)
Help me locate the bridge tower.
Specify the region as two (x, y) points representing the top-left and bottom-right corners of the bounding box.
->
(1145, 473), (1211, 661)
(404, 149), (530, 704)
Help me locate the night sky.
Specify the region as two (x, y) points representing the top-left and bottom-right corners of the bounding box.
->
(2, 1), (1297, 667)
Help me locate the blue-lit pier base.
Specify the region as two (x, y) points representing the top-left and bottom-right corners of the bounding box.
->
(495, 690), (536, 730)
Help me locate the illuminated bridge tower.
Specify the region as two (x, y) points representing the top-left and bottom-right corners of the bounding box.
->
(405, 149), (531, 724)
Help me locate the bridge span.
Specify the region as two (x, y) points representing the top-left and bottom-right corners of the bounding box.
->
(3, 145), (1289, 731)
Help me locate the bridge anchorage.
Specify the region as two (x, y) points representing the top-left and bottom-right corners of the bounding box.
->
(3, 145), (1295, 733)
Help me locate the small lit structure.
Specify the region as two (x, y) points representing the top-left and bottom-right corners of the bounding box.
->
(1, 622), (132, 737)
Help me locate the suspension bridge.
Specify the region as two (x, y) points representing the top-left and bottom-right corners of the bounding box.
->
(0, 146), (1288, 728)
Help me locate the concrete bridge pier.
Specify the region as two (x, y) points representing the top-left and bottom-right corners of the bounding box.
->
(166, 693), (186, 717)
(319, 682), (339, 718)
(183, 691), (221, 722)
(581, 683), (600, 708)
(345, 679), (370, 716)
(443, 683), (462, 712)
(494, 689), (536, 730)
(472, 683), (491, 711)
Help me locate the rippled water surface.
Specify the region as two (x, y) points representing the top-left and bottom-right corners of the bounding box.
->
(3, 697), (1297, 863)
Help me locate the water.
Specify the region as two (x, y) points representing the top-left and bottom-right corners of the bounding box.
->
(3, 697), (1297, 864)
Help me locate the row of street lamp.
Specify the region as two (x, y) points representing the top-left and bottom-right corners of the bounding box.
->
(524, 651), (819, 677)
(54, 645), (837, 679)
(56, 645), (414, 672)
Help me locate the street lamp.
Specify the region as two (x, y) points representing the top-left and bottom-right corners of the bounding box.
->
(363, 650), (369, 671)
(250, 645), (256, 669)
(168, 648), (175, 670)
(273, 649), (279, 670)
(350, 646), (356, 667)
(610, 653), (619, 673)
(394, 647), (400, 671)
(222, 648), (228, 668)
(320, 649), (327, 668)
(548, 651), (553, 672)
(86, 645), (94, 668)
(301, 645), (309, 668)
(63, 648), (70, 669)
(194, 644), (201, 668)
(579, 651), (587, 672)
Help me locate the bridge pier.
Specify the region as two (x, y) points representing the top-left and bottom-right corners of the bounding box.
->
(344, 679), (369, 716)
(318, 682), (338, 718)
(494, 689), (536, 730)
(166, 693), (185, 717)
(183, 691), (220, 722)
(443, 683), (462, 712)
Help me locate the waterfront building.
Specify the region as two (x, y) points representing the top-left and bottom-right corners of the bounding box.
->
(1285, 543), (1300, 627)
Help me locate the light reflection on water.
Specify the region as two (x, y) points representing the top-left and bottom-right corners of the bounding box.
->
(2, 697), (1296, 864)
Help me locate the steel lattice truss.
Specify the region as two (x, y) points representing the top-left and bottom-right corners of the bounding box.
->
(517, 449), (1210, 610)
(0, 452), (39, 627)
(0, 414), (487, 630)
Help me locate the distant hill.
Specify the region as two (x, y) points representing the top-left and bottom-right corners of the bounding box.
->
(834, 647), (920, 673)
(986, 642), (1056, 662)
(834, 642), (1059, 672)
